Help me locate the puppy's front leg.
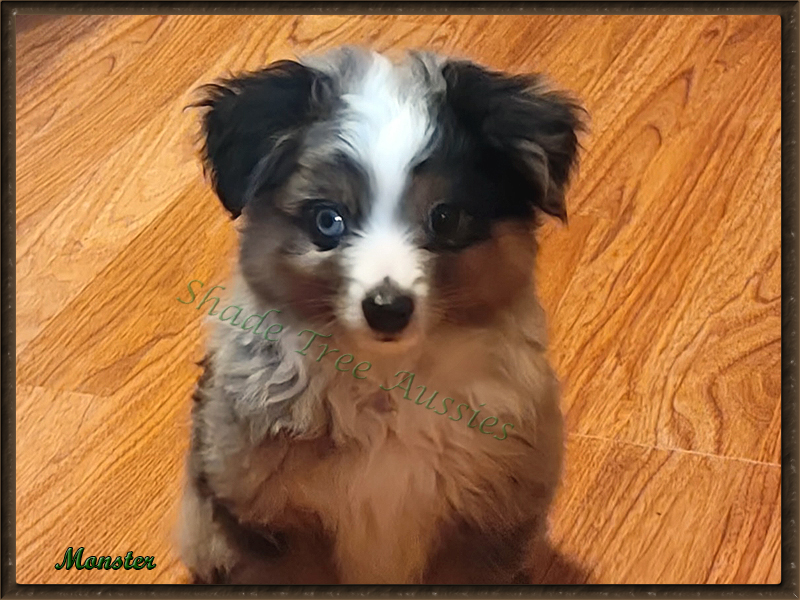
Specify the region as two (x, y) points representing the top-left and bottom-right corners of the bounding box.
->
(335, 520), (437, 584)
(177, 478), (236, 584)
(331, 470), (443, 584)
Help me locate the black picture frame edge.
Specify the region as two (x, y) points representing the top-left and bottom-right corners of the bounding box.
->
(2, 2), (796, 598)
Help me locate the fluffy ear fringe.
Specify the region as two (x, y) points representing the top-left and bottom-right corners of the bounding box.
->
(188, 61), (326, 218)
(442, 61), (588, 223)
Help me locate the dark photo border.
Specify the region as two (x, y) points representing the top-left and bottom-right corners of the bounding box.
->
(2, 2), (796, 598)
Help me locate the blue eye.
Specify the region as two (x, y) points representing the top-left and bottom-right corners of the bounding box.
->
(307, 203), (347, 250)
(315, 207), (345, 238)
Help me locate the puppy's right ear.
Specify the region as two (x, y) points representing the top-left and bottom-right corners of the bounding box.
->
(194, 61), (330, 218)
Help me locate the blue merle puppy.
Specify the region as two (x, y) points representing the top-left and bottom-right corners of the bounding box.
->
(179, 46), (584, 585)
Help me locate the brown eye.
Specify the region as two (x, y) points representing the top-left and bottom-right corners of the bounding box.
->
(426, 203), (488, 251)
(430, 203), (463, 239)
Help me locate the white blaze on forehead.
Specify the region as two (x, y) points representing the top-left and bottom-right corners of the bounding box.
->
(337, 52), (435, 225)
(333, 52), (436, 326)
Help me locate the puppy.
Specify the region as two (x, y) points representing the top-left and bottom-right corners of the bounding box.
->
(178, 47), (584, 585)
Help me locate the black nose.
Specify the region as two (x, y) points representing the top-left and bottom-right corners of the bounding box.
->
(362, 285), (414, 334)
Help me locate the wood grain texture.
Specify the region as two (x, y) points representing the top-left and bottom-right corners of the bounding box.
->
(15, 14), (781, 584)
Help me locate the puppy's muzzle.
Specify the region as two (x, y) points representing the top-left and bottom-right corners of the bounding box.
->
(362, 280), (414, 335)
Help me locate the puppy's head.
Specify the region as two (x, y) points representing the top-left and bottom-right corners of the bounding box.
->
(197, 48), (584, 348)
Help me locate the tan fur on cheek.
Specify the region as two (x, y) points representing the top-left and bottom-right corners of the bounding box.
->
(434, 222), (537, 324)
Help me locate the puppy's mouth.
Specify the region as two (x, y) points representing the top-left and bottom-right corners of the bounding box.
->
(375, 333), (400, 343)
(352, 321), (423, 355)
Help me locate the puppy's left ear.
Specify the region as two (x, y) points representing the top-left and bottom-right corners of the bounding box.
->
(442, 61), (586, 222)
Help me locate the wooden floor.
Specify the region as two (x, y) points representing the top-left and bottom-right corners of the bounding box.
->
(15, 14), (781, 585)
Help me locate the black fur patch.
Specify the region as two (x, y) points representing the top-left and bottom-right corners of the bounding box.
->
(440, 60), (585, 222)
(194, 61), (332, 217)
